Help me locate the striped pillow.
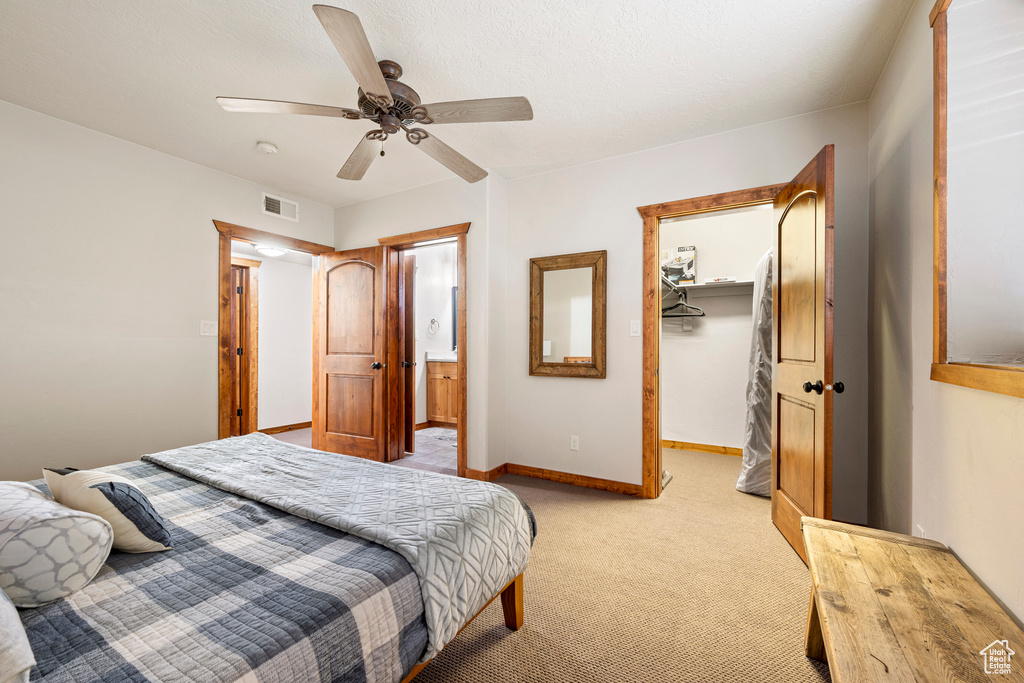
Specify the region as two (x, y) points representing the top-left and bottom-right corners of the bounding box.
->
(43, 469), (172, 554)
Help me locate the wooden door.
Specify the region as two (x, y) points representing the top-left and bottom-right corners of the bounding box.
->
(229, 266), (244, 437)
(402, 253), (416, 453)
(771, 145), (835, 562)
(312, 246), (387, 460)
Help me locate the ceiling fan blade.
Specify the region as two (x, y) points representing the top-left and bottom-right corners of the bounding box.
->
(312, 5), (393, 108)
(419, 96), (533, 124)
(338, 132), (380, 180)
(216, 97), (362, 119)
(408, 130), (487, 183)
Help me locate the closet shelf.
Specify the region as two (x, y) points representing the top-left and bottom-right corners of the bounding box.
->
(670, 280), (755, 298)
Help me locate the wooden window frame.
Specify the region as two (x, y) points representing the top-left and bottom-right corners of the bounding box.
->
(213, 220), (334, 439)
(528, 250), (608, 379)
(379, 223), (470, 478)
(929, 1), (1024, 399)
(637, 184), (787, 499)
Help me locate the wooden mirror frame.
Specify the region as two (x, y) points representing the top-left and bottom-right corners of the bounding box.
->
(930, 1), (1024, 399)
(529, 250), (607, 378)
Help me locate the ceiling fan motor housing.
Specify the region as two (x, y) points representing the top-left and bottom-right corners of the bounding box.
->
(358, 60), (421, 124)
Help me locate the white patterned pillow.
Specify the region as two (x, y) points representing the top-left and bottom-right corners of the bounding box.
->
(43, 469), (173, 553)
(0, 588), (34, 682)
(0, 482), (113, 608)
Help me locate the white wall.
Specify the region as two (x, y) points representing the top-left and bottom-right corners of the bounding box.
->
(0, 100), (334, 482)
(246, 256), (313, 431)
(411, 242), (457, 423)
(333, 177), (504, 471)
(505, 104), (871, 523)
(659, 206), (772, 449)
(868, 0), (1024, 622)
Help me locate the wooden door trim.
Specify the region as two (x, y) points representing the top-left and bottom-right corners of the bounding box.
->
(928, 3), (1024, 399)
(378, 222), (470, 247)
(378, 223), (470, 478)
(636, 184), (787, 499)
(216, 221), (333, 439)
(214, 220), (335, 254)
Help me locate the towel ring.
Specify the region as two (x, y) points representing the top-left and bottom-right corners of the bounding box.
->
(427, 318), (439, 335)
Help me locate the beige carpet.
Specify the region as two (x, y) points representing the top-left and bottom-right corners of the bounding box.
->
(415, 448), (831, 683)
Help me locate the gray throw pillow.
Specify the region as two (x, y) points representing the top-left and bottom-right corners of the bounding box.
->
(0, 482), (113, 608)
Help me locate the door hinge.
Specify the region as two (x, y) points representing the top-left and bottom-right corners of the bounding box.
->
(236, 409), (243, 417)
(237, 286), (243, 294)
(236, 347), (243, 356)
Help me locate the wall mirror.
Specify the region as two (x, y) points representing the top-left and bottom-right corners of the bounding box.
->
(529, 250), (607, 378)
(931, 0), (1024, 399)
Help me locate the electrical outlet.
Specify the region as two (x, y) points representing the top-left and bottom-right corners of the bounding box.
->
(630, 320), (641, 336)
(199, 320), (217, 336)
(570, 435), (580, 451)
(915, 524), (926, 538)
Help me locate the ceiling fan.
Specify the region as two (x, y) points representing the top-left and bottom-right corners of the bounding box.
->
(217, 4), (533, 184)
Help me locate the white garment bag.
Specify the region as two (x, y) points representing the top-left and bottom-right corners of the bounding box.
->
(736, 250), (773, 496)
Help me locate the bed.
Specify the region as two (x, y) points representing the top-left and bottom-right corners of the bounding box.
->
(16, 433), (535, 683)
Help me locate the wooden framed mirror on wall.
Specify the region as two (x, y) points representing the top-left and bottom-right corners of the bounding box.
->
(930, 0), (1024, 399)
(529, 250), (607, 378)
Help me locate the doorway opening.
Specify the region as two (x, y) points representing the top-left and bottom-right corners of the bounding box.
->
(397, 238), (459, 476)
(379, 223), (469, 478)
(638, 146), (836, 563)
(637, 185), (785, 499)
(214, 220), (334, 440)
(658, 204), (774, 491)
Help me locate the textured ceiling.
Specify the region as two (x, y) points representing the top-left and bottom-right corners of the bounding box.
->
(0, 0), (913, 208)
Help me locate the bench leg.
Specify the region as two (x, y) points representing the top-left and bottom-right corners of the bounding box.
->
(501, 574), (524, 630)
(805, 588), (827, 662)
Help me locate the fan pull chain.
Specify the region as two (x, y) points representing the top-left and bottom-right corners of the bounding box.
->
(380, 138), (385, 157)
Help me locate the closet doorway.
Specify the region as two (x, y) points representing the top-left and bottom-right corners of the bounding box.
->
(639, 146), (838, 562)
(658, 204), (774, 468)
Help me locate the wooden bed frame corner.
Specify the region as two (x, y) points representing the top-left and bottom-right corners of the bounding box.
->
(401, 573), (524, 682)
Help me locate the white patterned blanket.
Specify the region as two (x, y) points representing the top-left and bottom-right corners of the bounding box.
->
(143, 433), (533, 662)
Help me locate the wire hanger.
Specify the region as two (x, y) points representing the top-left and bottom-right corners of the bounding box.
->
(660, 275), (705, 318)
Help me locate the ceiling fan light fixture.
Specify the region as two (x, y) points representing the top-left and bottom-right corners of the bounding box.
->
(255, 244), (287, 257)
(219, 6), (533, 184)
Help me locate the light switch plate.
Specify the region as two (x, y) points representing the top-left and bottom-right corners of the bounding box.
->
(200, 320), (217, 336)
(629, 320), (641, 336)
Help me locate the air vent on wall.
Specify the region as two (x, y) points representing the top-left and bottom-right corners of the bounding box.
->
(262, 193), (299, 222)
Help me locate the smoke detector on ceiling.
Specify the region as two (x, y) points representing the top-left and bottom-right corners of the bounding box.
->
(255, 141), (278, 155)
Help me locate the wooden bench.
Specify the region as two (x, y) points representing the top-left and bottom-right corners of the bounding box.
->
(801, 517), (1024, 682)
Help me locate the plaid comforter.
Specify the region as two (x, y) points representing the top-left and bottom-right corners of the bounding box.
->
(22, 461), (428, 683)
(144, 434), (535, 662)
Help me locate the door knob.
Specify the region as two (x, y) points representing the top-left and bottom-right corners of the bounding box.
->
(371, 362), (382, 370)
(833, 381), (844, 394)
(401, 361), (412, 368)
(803, 380), (824, 395)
